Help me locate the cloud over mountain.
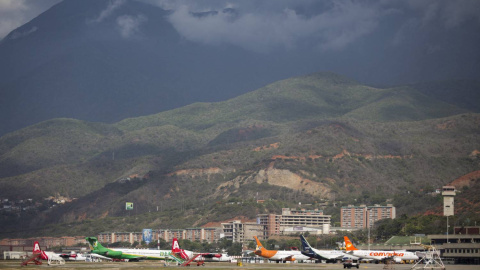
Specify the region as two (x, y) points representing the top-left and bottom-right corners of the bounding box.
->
(143, 0), (480, 54)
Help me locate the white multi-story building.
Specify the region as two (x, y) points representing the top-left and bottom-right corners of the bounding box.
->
(221, 220), (263, 243)
(257, 208), (331, 237)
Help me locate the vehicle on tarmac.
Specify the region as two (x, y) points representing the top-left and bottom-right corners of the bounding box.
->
(343, 259), (359, 269)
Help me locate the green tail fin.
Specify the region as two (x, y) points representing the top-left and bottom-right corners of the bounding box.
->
(86, 237), (106, 251)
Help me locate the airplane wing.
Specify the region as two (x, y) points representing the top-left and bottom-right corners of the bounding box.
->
(88, 253), (113, 261)
(275, 255), (295, 261)
(59, 254), (70, 259)
(126, 255), (150, 261)
(344, 250), (369, 260)
(197, 253), (222, 258)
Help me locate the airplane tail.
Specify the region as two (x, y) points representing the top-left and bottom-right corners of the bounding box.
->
(32, 241), (48, 260)
(86, 237), (107, 252)
(254, 236), (264, 250)
(172, 238), (189, 260)
(344, 236), (358, 251)
(33, 241), (41, 254)
(300, 235), (312, 251)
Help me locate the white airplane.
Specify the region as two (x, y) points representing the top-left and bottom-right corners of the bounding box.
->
(254, 236), (310, 262)
(32, 241), (65, 265)
(87, 237), (193, 261)
(300, 234), (351, 262)
(344, 236), (419, 263)
(172, 238), (231, 265)
(195, 253), (232, 262)
(59, 251), (88, 261)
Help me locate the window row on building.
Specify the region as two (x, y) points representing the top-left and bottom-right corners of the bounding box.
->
(1, 208), (333, 247)
(98, 208), (332, 245)
(340, 204), (396, 229)
(0, 236), (87, 248)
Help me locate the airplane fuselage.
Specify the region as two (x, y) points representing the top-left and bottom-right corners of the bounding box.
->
(92, 248), (178, 261)
(348, 250), (418, 262)
(256, 249), (310, 261)
(302, 247), (348, 261)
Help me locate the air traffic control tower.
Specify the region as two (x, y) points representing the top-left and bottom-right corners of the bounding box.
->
(442, 186), (456, 216)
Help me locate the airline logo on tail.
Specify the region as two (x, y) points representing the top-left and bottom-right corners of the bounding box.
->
(254, 236), (264, 251)
(33, 242), (41, 253)
(300, 235), (311, 251)
(172, 238), (189, 260)
(86, 237), (99, 250)
(32, 241), (48, 260)
(344, 236), (358, 251)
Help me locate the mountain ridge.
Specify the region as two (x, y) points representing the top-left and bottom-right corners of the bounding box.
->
(0, 71), (479, 238)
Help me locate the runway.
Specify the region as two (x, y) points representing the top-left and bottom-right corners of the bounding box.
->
(0, 261), (477, 270)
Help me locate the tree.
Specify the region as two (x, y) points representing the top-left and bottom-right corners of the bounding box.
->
(226, 242), (243, 256)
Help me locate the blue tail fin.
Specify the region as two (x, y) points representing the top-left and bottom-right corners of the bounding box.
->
(300, 235), (312, 251)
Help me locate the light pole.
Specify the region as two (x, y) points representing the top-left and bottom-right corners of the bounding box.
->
(367, 209), (370, 250)
(446, 215), (449, 244)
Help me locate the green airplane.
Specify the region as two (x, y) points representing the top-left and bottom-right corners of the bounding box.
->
(86, 237), (187, 262)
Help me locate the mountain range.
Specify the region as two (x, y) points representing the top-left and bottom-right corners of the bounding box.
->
(3, 0), (480, 137)
(0, 0), (324, 135)
(0, 71), (479, 238)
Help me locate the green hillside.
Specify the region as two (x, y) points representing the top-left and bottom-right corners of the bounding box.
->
(0, 72), (479, 238)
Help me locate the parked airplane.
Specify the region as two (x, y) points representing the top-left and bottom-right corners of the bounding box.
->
(343, 236), (419, 263)
(196, 253), (232, 262)
(171, 238), (194, 260)
(32, 241), (65, 265)
(172, 238), (231, 265)
(299, 235), (347, 262)
(59, 251), (87, 261)
(86, 237), (181, 261)
(253, 236), (310, 262)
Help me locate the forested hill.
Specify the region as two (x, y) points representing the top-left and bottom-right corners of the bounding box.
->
(0, 72), (479, 238)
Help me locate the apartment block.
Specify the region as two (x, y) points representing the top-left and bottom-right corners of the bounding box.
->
(340, 204), (396, 229)
(257, 208), (331, 237)
(98, 227), (222, 245)
(221, 220), (263, 243)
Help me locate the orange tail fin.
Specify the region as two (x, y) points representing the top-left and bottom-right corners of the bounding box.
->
(344, 236), (358, 251)
(254, 236), (264, 249)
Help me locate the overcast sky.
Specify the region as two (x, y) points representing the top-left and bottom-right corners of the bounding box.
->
(1, 0), (479, 84)
(2, 0), (479, 49)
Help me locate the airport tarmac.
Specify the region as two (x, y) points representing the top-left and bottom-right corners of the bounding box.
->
(0, 261), (479, 270)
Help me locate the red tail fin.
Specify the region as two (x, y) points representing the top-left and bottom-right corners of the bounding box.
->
(33, 241), (48, 260)
(33, 241), (41, 254)
(172, 238), (181, 253)
(344, 236), (358, 251)
(172, 238), (189, 260)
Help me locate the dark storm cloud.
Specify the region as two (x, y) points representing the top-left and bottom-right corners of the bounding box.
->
(138, 0), (480, 84)
(2, 0), (479, 84)
(3, 0), (479, 52)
